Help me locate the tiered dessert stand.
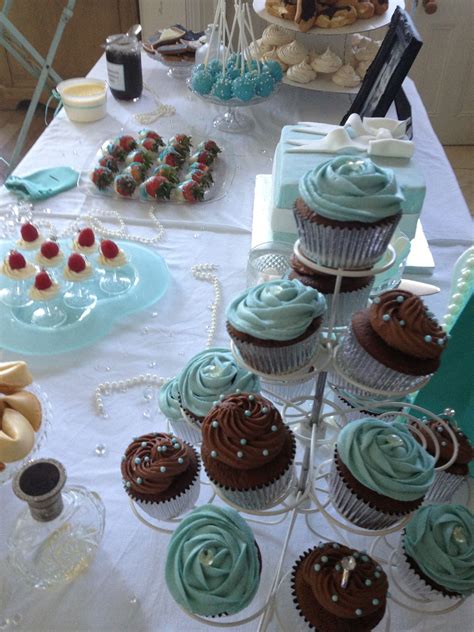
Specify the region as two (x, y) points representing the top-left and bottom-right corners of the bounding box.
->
(126, 238), (471, 630)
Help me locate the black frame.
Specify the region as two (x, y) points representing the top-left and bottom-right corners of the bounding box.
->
(341, 7), (423, 133)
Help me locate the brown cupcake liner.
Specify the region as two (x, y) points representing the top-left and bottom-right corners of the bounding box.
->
(230, 328), (321, 375)
(322, 283), (373, 330)
(424, 470), (467, 504)
(294, 211), (399, 270)
(395, 544), (460, 601)
(288, 554), (316, 631)
(328, 457), (410, 530)
(331, 328), (432, 395)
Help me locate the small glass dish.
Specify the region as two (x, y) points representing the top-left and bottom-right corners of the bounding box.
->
(145, 49), (194, 79)
(247, 241), (293, 287)
(0, 383), (52, 486)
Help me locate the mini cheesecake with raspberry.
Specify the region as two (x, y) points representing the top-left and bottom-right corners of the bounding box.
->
(1, 250), (36, 280)
(63, 253), (93, 283)
(173, 180), (205, 204)
(98, 239), (127, 269)
(17, 222), (43, 251)
(139, 175), (175, 201)
(151, 165), (180, 184)
(114, 174), (137, 198)
(91, 166), (114, 191)
(36, 240), (64, 268)
(73, 227), (97, 255)
(29, 270), (60, 301)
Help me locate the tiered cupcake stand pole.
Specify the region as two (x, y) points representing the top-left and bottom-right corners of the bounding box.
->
(127, 242), (470, 630)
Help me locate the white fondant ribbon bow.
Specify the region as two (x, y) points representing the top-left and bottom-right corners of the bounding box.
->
(286, 114), (414, 159)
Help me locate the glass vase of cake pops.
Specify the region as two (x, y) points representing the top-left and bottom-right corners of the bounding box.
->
(187, 0), (283, 132)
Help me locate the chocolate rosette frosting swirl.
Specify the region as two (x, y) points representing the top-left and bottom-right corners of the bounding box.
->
(415, 419), (473, 467)
(369, 290), (447, 359)
(121, 433), (194, 496)
(201, 393), (286, 469)
(297, 543), (388, 620)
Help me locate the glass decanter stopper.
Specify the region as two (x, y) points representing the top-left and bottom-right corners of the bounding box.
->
(8, 458), (105, 589)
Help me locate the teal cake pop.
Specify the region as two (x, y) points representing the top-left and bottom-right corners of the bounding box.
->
(207, 58), (223, 76)
(263, 60), (283, 82)
(255, 73), (275, 97)
(191, 68), (215, 95)
(225, 63), (241, 80)
(211, 77), (233, 100)
(232, 74), (256, 101)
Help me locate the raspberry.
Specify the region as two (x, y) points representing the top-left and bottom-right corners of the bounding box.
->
(78, 228), (95, 247)
(100, 240), (119, 259)
(40, 241), (60, 259)
(8, 251), (26, 269)
(34, 271), (52, 290)
(68, 253), (86, 273)
(20, 223), (39, 242)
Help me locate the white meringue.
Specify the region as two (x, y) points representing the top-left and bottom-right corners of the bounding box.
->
(248, 38), (273, 59)
(356, 59), (372, 79)
(353, 39), (381, 62)
(286, 58), (316, 84)
(277, 40), (307, 66)
(332, 64), (361, 88)
(262, 48), (288, 71)
(261, 24), (294, 47)
(311, 47), (343, 74)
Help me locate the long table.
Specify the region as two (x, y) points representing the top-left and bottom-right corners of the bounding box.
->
(0, 53), (472, 632)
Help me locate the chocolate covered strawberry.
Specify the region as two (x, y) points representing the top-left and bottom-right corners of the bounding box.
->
(98, 154), (120, 173)
(8, 250), (27, 270)
(101, 139), (126, 161)
(188, 161), (210, 173)
(114, 174), (137, 198)
(175, 180), (205, 204)
(91, 167), (114, 190)
(189, 149), (214, 166)
(151, 164), (180, 184)
(140, 175), (175, 201)
(159, 147), (184, 168)
(185, 169), (213, 189)
(124, 162), (147, 184)
(40, 240), (60, 259)
(196, 139), (221, 156)
(140, 137), (161, 156)
(117, 135), (137, 153)
(138, 129), (164, 146)
(125, 150), (153, 169)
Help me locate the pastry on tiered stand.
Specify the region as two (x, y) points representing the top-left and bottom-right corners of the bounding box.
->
(29, 270), (66, 328)
(63, 253), (96, 310)
(98, 239), (131, 295)
(0, 250), (36, 308)
(73, 227), (97, 256)
(35, 240), (64, 282)
(16, 222), (43, 252)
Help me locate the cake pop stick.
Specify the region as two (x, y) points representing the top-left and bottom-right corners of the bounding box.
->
(245, 2), (260, 72)
(204, 0), (223, 66)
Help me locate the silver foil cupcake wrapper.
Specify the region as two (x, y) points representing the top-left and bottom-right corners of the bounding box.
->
(133, 474), (200, 521)
(425, 470), (467, 503)
(330, 327), (432, 395)
(261, 372), (315, 403)
(172, 412), (203, 445)
(395, 545), (458, 601)
(334, 397), (400, 426)
(231, 329), (321, 375)
(329, 458), (406, 530)
(215, 465), (294, 511)
(294, 211), (399, 270)
(322, 283), (373, 330)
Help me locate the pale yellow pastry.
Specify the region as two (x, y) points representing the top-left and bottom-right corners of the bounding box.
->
(29, 272), (61, 302)
(3, 390), (42, 431)
(63, 260), (93, 282)
(332, 64), (361, 88)
(0, 361), (33, 394)
(0, 407), (35, 463)
(277, 40), (307, 66)
(98, 240), (127, 269)
(1, 253), (35, 281)
(36, 248), (64, 269)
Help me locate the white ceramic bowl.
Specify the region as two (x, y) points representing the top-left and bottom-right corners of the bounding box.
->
(56, 78), (107, 123)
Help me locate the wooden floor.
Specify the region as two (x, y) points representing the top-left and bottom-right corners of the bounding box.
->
(0, 105), (473, 216)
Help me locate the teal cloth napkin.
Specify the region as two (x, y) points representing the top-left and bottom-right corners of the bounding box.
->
(5, 167), (79, 200)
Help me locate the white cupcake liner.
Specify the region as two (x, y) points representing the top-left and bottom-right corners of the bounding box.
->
(171, 413), (202, 445)
(330, 327), (432, 395)
(395, 543), (458, 601)
(425, 470), (467, 503)
(132, 471), (201, 521)
(329, 457), (409, 530)
(261, 372), (316, 403)
(230, 328), (321, 375)
(322, 283), (373, 330)
(294, 211), (399, 269)
(214, 464), (295, 511)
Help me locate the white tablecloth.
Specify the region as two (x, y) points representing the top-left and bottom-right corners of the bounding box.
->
(0, 54), (472, 632)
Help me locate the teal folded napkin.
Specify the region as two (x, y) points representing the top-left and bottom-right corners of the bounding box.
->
(5, 167), (79, 200)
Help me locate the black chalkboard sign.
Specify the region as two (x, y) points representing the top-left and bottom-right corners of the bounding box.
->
(341, 7), (423, 134)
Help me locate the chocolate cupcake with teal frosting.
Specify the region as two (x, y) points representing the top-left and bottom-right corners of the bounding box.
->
(329, 418), (435, 530)
(165, 505), (261, 617)
(397, 504), (474, 599)
(226, 279), (326, 374)
(158, 376), (191, 436)
(294, 155), (403, 269)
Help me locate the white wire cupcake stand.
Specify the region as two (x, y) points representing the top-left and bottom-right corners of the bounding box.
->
(127, 241), (470, 630)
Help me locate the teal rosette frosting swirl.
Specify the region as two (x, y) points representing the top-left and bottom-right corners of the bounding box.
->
(299, 155), (404, 223)
(404, 504), (474, 596)
(178, 347), (260, 417)
(337, 419), (435, 501)
(159, 376), (182, 421)
(165, 505), (260, 616)
(226, 279), (326, 341)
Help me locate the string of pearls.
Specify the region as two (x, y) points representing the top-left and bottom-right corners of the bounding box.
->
(94, 374), (171, 417)
(134, 82), (176, 125)
(442, 249), (474, 330)
(191, 263), (221, 348)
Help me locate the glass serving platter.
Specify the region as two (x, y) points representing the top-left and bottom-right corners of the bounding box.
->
(0, 240), (170, 355)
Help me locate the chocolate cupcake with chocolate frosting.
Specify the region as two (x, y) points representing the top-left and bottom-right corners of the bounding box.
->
(288, 542), (388, 631)
(201, 393), (295, 510)
(332, 290), (448, 395)
(121, 432), (200, 520)
(414, 414), (473, 503)
(289, 254), (374, 329)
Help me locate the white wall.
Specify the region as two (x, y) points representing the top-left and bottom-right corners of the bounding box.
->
(139, 0), (217, 39)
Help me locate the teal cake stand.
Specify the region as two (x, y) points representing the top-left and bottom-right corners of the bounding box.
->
(0, 240), (170, 355)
